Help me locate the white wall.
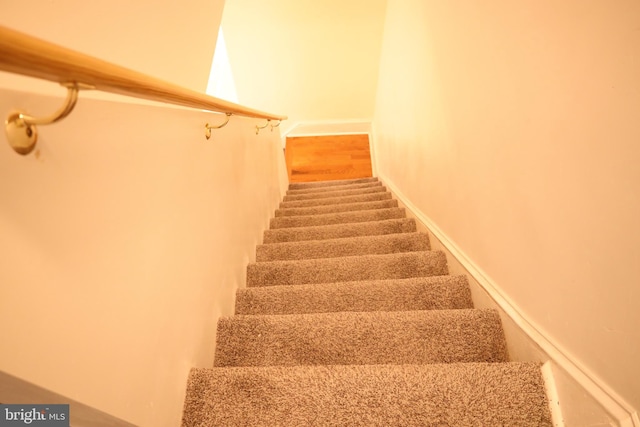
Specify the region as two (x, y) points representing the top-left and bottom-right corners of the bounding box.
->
(0, 0), (223, 92)
(0, 86), (287, 425)
(373, 0), (640, 421)
(220, 0), (387, 129)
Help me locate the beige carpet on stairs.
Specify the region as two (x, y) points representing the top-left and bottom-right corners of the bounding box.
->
(181, 177), (553, 426)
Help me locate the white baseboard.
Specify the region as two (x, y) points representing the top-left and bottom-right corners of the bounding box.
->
(379, 173), (639, 427)
(542, 361), (566, 427)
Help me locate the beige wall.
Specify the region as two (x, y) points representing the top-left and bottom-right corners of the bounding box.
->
(0, 0), (223, 92)
(0, 3), (281, 424)
(221, 0), (387, 129)
(0, 86), (286, 425)
(373, 0), (640, 417)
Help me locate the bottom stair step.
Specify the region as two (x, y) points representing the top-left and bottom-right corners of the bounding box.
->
(183, 362), (552, 427)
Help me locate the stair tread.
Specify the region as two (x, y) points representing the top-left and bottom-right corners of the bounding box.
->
(263, 217), (417, 243)
(256, 232), (430, 262)
(279, 191), (392, 209)
(283, 185), (387, 202)
(247, 251), (448, 287)
(236, 275), (472, 315)
(183, 362), (552, 427)
(275, 198), (397, 217)
(286, 180), (383, 195)
(270, 207), (405, 229)
(214, 309), (508, 367)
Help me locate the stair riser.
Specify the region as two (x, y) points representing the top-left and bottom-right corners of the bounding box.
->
(214, 309), (508, 367)
(263, 218), (417, 244)
(235, 276), (472, 315)
(256, 232), (430, 262)
(269, 208), (405, 229)
(247, 251), (448, 287)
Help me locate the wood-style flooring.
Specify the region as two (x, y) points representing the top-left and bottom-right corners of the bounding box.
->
(285, 134), (373, 183)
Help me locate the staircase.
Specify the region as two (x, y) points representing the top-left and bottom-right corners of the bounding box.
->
(181, 177), (552, 426)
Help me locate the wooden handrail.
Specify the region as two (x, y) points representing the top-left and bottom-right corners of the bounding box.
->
(0, 25), (286, 121)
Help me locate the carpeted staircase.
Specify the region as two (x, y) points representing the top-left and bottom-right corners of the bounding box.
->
(182, 177), (553, 426)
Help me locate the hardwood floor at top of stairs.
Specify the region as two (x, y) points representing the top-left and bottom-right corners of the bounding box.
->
(181, 176), (552, 426)
(285, 134), (373, 183)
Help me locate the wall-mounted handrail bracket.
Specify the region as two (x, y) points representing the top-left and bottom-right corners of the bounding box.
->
(270, 120), (281, 132)
(256, 119), (271, 135)
(205, 113), (232, 140)
(5, 82), (93, 155)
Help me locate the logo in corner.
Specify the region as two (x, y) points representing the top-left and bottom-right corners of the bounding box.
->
(0, 405), (69, 426)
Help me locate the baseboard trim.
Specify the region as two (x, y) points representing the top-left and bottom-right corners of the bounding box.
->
(542, 361), (565, 427)
(379, 173), (639, 427)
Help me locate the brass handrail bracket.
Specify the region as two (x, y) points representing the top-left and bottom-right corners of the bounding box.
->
(205, 113), (232, 140)
(256, 119), (271, 135)
(5, 82), (92, 155)
(271, 120), (281, 131)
